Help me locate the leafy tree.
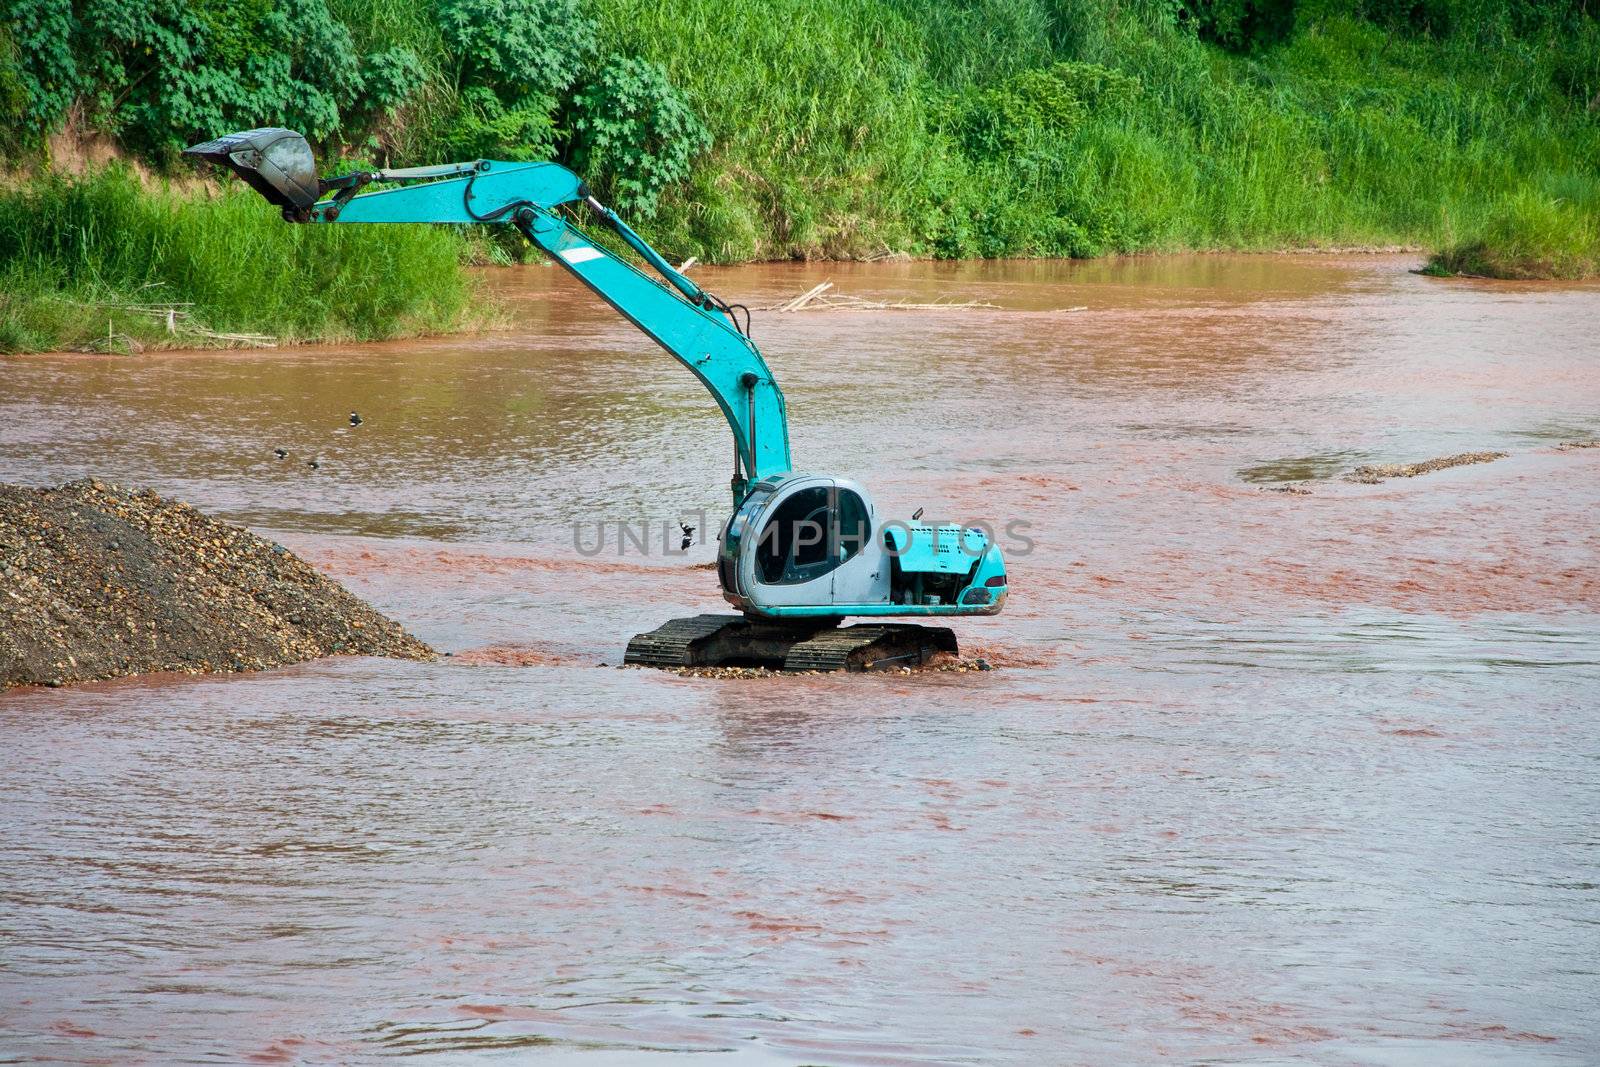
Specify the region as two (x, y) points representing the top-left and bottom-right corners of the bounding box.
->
(1, 0), (366, 153)
(435, 0), (592, 99)
(0, 0), (76, 137)
(431, 0), (593, 162)
(0, 22), (31, 145)
(362, 46), (428, 115)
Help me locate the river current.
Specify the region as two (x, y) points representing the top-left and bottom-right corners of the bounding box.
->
(2, 255), (1597, 1064)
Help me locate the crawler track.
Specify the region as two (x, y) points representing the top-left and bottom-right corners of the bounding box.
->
(622, 613), (742, 669)
(624, 615), (957, 673)
(781, 625), (956, 672)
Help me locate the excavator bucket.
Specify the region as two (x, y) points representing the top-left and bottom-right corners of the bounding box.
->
(184, 128), (319, 212)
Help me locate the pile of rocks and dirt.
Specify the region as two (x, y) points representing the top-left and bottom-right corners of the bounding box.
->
(1344, 451), (1507, 484)
(0, 480), (432, 690)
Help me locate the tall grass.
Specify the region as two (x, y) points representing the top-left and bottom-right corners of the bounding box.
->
(587, 2), (1600, 267)
(1427, 187), (1600, 279)
(0, 168), (484, 353)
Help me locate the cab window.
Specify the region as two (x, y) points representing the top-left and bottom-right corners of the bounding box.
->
(754, 486), (871, 586)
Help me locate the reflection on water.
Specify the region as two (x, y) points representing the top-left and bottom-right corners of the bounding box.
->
(1236, 450), (1371, 483)
(1, 254), (1598, 1065)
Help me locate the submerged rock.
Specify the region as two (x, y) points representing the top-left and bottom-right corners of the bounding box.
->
(0, 479), (433, 691)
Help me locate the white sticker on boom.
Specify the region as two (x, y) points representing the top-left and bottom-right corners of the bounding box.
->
(560, 246), (604, 264)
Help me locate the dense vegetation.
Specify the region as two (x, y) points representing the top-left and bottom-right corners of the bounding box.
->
(2, 0), (1597, 351)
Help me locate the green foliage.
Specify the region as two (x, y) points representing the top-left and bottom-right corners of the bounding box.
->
(0, 0), (75, 135)
(427, 0), (595, 163)
(1550, 19), (1600, 111)
(955, 61), (1140, 156)
(2, 0), (1599, 326)
(567, 55), (711, 216)
(0, 0), (373, 152)
(1177, 0), (1298, 52)
(0, 167), (482, 352)
(581, 0), (1598, 272)
(436, 0), (593, 97)
(436, 85), (557, 160)
(360, 46), (429, 114)
(0, 22), (28, 144)
(1363, 0), (1598, 42)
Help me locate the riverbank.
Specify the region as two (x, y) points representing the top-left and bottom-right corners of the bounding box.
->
(602, 6), (1600, 270)
(0, 168), (495, 355)
(1425, 189), (1600, 280)
(2, 0), (1596, 353)
(2, 237), (1590, 359)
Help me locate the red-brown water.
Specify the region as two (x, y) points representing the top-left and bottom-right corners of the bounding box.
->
(2, 255), (1597, 1065)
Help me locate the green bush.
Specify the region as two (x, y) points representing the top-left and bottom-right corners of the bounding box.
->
(955, 62), (1140, 157)
(428, 0), (595, 161)
(0, 0), (76, 137)
(436, 0), (593, 97)
(1178, 0), (1298, 53)
(0, 0), (369, 154)
(0, 22), (27, 147)
(436, 84), (558, 160)
(567, 54), (711, 215)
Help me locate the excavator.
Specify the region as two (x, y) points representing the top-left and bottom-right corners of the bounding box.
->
(185, 128), (1008, 671)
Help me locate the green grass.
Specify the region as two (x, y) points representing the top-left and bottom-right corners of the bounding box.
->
(0, 168), (488, 354)
(1426, 187), (1600, 279)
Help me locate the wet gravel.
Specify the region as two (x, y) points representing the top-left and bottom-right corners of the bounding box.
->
(0, 479), (433, 690)
(1345, 450), (1508, 483)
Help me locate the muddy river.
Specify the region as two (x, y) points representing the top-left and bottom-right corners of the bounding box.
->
(2, 255), (1597, 1064)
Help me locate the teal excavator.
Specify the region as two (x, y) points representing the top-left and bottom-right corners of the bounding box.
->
(187, 128), (1008, 671)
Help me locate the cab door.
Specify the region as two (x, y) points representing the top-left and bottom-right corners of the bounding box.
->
(826, 482), (886, 607)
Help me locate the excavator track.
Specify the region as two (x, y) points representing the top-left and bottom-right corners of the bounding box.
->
(622, 614), (746, 669)
(782, 624), (957, 673)
(624, 615), (957, 673)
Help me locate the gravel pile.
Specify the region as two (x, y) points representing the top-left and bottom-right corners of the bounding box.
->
(1, 480), (433, 690)
(1345, 451), (1507, 484)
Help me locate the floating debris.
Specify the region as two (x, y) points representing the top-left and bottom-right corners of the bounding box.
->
(757, 280), (1079, 313)
(62, 300), (277, 350)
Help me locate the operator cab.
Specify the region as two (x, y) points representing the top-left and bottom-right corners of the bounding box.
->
(719, 474), (1007, 619)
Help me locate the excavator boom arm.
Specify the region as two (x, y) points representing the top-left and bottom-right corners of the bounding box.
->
(185, 132), (790, 503)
